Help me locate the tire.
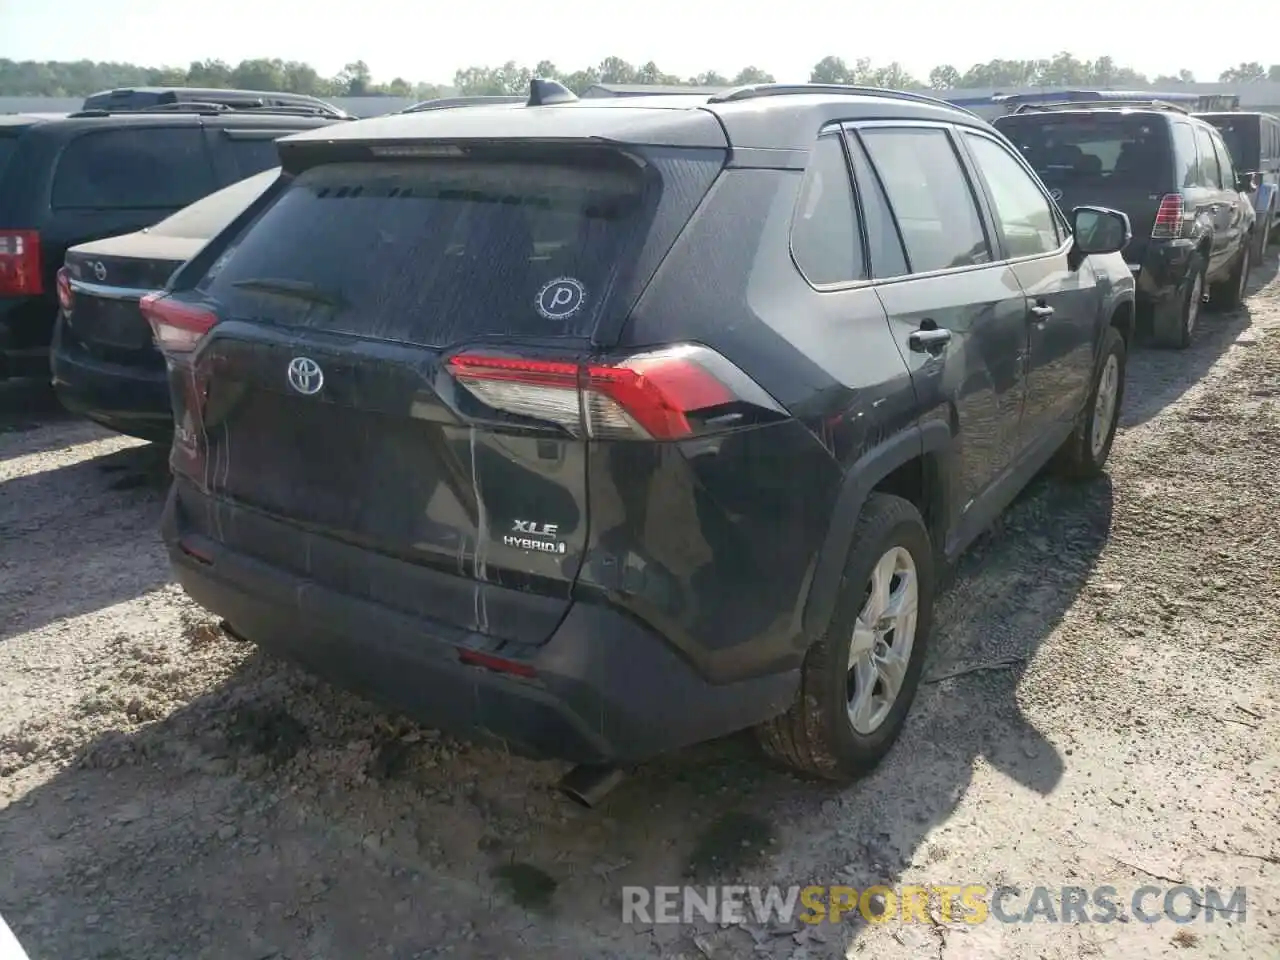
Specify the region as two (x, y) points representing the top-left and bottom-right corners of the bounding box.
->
(1152, 262), (1204, 350)
(1210, 241), (1251, 312)
(1055, 325), (1126, 480)
(756, 493), (934, 782)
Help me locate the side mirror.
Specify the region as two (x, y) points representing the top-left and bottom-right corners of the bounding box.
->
(1236, 171), (1258, 193)
(1071, 206), (1131, 256)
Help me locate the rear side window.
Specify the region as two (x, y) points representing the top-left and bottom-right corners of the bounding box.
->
(859, 127), (991, 274)
(198, 158), (650, 345)
(997, 115), (1172, 189)
(1212, 130), (1237, 187)
(221, 135), (284, 180)
(1171, 123), (1199, 188)
(844, 133), (909, 279)
(52, 127), (215, 209)
(1194, 126), (1223, 188)
(790, 136), (864, 285)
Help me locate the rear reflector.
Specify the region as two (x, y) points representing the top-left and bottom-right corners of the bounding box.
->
(1151, 194), (1185, 239)
(55, 266), (74, 313)
(458, 648), (536, 678)
(178, 540), (213, 565)
(0, 230), (42, 296)
(447, 346), (739, 440)
(139, 293), (218, 354)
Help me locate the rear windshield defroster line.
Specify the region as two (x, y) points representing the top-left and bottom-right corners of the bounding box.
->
(196, 158), (652, 347)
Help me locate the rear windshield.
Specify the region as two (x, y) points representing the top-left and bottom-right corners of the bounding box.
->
(1201, 116), (1259, 170)
(997, 115), (1172, 188)
(148, 169), (277, 240)
(52, 127), (216, 210)
(197, 158), (649, 345)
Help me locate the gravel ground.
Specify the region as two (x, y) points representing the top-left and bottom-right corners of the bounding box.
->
(1, 255), (1278, 960)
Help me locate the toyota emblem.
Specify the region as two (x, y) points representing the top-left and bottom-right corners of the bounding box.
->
(1049, 188), (1064, 202)
(287, 356), (324, 395)
(91, 261), (107, 281)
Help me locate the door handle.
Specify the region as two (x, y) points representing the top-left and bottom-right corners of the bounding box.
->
(1030, 304), (1055, 320)
(908, 327), (952, 354)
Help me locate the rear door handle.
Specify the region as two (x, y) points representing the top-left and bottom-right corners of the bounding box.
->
(908, 328), (952, 354)
(1030, 304), (1055, 320)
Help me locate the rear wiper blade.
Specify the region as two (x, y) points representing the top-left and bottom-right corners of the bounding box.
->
(230, 278), (344, 306)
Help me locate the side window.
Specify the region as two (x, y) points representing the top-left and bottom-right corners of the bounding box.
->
(844, 133), (909, 279)
(221, 134), (284, 180)
(963, 133), (1061, 258)
(1194, 126), (1223, 189)
(790, 135), (865, 285)
(52, 127), (215, 209)
(1212, 131), (1236, 187)
(859, 126), (991, 274)
(1171, 123), (1200, 189)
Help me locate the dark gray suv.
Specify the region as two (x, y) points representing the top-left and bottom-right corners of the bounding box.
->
(141, 81), (1135, 801)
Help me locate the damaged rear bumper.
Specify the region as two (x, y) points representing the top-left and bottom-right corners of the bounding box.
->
(161, 482), (797, 765)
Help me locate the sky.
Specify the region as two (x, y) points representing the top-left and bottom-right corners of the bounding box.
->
(0, 0), (1266, 87)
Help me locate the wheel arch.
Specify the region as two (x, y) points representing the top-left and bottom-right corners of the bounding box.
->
(800, 421), (952, 644)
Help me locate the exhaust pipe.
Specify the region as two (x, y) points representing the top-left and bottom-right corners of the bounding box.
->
(557, 764), (625, 808)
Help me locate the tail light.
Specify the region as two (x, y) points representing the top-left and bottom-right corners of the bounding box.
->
(55, 266), (74, 312)
(139, 292), (218, 354)
(447, 344), (785, 441)
(0, 230), (42, 296)
(1151, 194), (1186, 239)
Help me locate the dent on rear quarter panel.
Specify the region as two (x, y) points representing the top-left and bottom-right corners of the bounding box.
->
(576, 169), (902, 684)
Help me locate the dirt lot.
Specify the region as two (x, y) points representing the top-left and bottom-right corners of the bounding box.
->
(1, 258), (1278, 960)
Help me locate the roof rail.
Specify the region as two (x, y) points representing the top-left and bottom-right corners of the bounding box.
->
(400, 95), (525, 114)
(1012, 99), (1189, 115)
(707, 83), (981, 118)
(67, 102), (346, 120)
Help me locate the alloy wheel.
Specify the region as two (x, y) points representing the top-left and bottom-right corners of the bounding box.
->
(847, 546), (919, 735)
(1090, 352), (1120, 459)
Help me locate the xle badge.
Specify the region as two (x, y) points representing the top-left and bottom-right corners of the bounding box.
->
(505, 520), (567, 554)
(535, 277), (587, 321)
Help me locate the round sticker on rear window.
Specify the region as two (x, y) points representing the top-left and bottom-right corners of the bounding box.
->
(536, 277), (587, 321)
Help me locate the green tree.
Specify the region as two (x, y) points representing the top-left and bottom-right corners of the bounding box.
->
(230, 58), (285, 91)
(929, 65), (962, 90)
(1220, 61), (1266, 82)
(810, 56), (852, 84)
(732, 66), (775, 85)
(186, 59), (232, 88)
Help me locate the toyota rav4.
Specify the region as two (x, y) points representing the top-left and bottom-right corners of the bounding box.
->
(141, 80), (1135, 799)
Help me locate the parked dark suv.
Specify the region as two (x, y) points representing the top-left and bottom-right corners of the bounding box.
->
(995, 102), (1256, 350)
(143, 81), (1134, 798)
(0, 107), (340, 381)
(1196, 111), (1280, 252)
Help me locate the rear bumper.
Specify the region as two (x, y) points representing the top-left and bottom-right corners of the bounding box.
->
(1132, 240), (1198, 324)
(161, 483), (798, 765)
(50, 315), (172, 441)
